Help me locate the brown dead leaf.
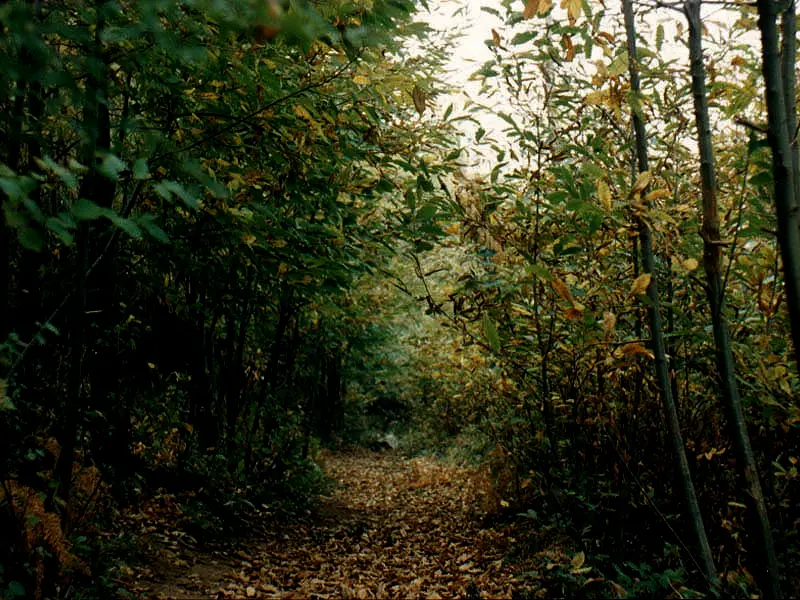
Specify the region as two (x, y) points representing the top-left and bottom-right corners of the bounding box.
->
(630, 273), (651, 296)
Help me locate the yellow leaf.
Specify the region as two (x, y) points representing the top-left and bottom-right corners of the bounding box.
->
(352, 74), (370, 86)
(601, 311), (616, 338)
(644, 188), (670, 203)
(523, 0), (539, 18)
(571, 551), (586, 570)
(630, 273), (652, 296)
(620, 343), (655, 360)
(561, 0), (582, 23)
(682, 258), (699, 271)
(630, 170), (652, 197)
(597, 180), (612, 211)
(293, 105), (312, 120)
(538, 0), (553, 13)
(552, 278), (574, 303)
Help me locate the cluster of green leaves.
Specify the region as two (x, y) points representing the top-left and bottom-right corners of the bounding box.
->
(0, 0), (465, 595)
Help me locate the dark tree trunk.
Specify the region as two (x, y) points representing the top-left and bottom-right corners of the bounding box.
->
(622, 0), (718, 589)
(758, 0), (800, 375)
(686, 1), (782, 595)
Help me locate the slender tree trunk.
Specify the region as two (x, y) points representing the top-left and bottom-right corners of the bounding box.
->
(685, 2), (782, 596)
(244, 287), (293, 477)
(622, 0), (718, 589)
(226, 270), (255, 456)
(781, 0), (799, 210)
(50, 0), (112, 509)
(0, 88), (24, 354)
(758, 0), (800, 375)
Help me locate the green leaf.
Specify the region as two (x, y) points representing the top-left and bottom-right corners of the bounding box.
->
(133, 158), (150, 180)
(497, 112), (520, 131)
(417, 203), (437, 221)
(18, 227), (43, 251)
(7, 581), (25, 597)
(23, 197), (45, 223)
(37, 156), (78, 190)
(748, 171), (772, 186)
(98, 153), (126, 181)
(528, 263), (553, 281)
(0, 177), (24, 202)
(72, 198), (105, 220)
(154, 180), (199, 209)
(404, 188), (416, 211)
(137, 214), (169, 243)
(106, 212), (142, 239)
(511, 31), (537, 45)
(482, 313), (501, 352)
(608, 50), (629, 76)
(45, 217), (75, 245)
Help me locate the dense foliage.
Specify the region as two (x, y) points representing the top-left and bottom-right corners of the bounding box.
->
(0, 0), (463, 596)
(376, 0), (800, 596)
(1, 0), (799, 597)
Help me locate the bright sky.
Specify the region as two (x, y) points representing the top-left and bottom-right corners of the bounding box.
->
(413, 0), (757, 172)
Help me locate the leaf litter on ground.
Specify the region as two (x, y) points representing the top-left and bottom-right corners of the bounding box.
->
(119, 450), (563, 599)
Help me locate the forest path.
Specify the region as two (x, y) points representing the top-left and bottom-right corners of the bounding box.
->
(128, 450), (524, 599)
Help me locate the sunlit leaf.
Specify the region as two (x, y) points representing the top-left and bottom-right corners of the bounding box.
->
(630, 273), (652, 296)
(630, 171), (651, 197)
(601, 311), (616, 338)
(682, 258), (699, 271)
(523, 0), (539, 18)
(552, 278), (574, 303)
(597, 180), (612, 211)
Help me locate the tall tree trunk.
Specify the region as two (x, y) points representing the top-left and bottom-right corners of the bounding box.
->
(685, 2), (782, 596)
(49, 0), (112, 509)
(0, 93), (23, 355)
(758, 0), (800, 375)
(781, 0), (798, 210)
(244, 287), (294, 477)
(622, 0), (719, 589)
(226, 269), (255, 456)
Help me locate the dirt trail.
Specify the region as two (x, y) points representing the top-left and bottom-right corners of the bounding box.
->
(128, 451), (524, 599)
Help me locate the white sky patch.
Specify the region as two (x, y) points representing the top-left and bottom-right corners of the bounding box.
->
(411, 0), (764, 175)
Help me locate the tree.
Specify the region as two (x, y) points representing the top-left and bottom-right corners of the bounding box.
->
(684, 0), (781, 594)
(622, 0), (717, 588)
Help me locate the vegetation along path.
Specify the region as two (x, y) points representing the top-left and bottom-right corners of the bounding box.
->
(126, 451), (525, 599)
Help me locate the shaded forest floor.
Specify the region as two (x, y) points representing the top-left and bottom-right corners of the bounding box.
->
(119, 450), (548, 599)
